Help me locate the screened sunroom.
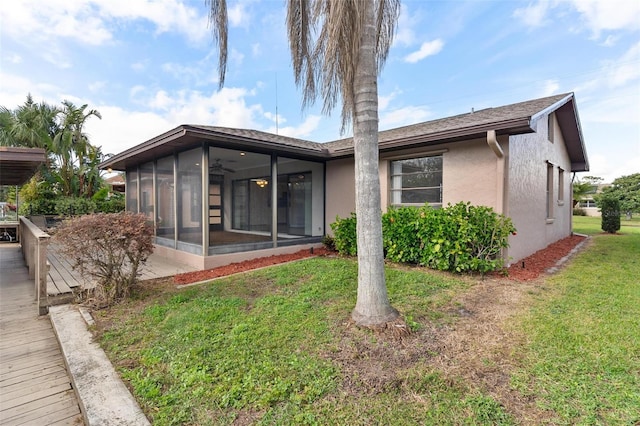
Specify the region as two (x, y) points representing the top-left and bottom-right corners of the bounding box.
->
(105, 125), (326, 267)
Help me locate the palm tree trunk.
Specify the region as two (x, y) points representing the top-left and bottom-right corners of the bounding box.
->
(351, 0), (398, 327)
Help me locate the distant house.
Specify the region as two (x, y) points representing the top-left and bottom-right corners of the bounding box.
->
(578, 183), (610, 217)
(101, 93), (588, 269)
(105, 174), (125, 194)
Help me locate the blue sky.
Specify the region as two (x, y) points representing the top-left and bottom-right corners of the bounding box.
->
(1, 0), (638, 183)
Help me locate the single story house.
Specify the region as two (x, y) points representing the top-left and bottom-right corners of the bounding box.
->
(100, 92), (588, 270)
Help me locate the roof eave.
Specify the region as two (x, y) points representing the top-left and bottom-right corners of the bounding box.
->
(327, 117), (534, 158)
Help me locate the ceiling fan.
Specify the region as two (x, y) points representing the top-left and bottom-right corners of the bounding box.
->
(209, 158), (236, 174)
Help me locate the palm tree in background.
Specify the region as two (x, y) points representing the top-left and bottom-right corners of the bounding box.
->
(207, 0), (401, 327)
(54, 101), (102, 196)
(1, 95), (104, 199)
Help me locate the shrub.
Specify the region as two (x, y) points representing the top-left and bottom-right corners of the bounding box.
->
(19, 198), (57, 215)
(330, 213), (358, 256)
(93, 188), (125, 213)
(321, 234), (336, 251)
(54, 196), (96, 216)
(600, 194), (621, 234)
(54, 212), (154, 306)
(382, 206), (422, 263)
(573, 208), (587, 216)
(330, 202), (516, 274)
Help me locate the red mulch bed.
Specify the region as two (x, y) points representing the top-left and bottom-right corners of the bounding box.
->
(173, 235), (587, 285)
(174, 247), (330, 285)
(504, 234), (587, 280)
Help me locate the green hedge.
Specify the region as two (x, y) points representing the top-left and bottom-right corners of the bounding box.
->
(331, 202), (516, 274)
(600, 194), (621, 234)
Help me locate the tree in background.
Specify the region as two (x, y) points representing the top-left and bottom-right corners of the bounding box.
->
(599, 173), (640, 220)
(0, 95), (112, 214)
(572, 175), (603, 207)
(207, 0), (401, 327)
(53, 100), (103, 197)
(600, 193), (621, 233)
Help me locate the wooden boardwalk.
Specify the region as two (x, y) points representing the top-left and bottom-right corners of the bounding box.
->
(0, 245), (83, 426)
(47, 244), (198, 303)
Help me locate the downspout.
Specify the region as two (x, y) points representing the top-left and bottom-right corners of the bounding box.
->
(487, 130), (509, 263)
(486, 130), (505, 214)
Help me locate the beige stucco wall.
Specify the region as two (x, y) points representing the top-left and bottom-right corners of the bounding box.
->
(325, 157), (357, 229)
(325, 138), (509, 233)
(507, 112), (573, 263)
(325, 117), (574, 265)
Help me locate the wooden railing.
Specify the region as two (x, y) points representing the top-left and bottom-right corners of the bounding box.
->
(19, 216), (50, 315)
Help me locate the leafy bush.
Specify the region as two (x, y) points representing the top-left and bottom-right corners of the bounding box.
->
(416, 203), (515, 274)
(19, 198), (57, 215)
(382, 206), (421, 263)
(93, 188), (125, 213)
(600, 194), (621, 234)
(573, 208), (587, 216)
(54, 196), (97, 216)
(330, 202), (516, 274)
(54, 212), (154, 306)
(321, 234), (336, 251)
(330, 213), (358, 256)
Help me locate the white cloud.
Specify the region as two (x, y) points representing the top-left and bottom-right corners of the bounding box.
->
(380, 106), (432, 130)
(600, 35), (618, 47)
(570, 0), (640, 36)
(131, 62), (146, 72)
(228, 2), (250, 27)
(379, 89), (402, 111)
(88, 81), (107, 93)
(607, 41), (640, 88)
(268, 115), (322, 139)
(84, 106), (172, 155)
(403, 39), (444, 63)
(540, 79), (560, 97)
(0, 0), (209, 48)
(252, 43), (261, 57)
(0, 72), (63, 108)
(393, 5), (419, 47)
(513, 1), (552, 28)
(5, 53), (22, 64)
(586, 151), (640, 183)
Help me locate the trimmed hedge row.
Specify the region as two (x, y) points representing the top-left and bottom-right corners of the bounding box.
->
(330, 202), (516, 274)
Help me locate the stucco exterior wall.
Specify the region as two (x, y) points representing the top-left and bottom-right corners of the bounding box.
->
(325, 138), (508, 233)
(507, 112), (573, 263)
(441, 138), (507, 211)
(325, 158), (357, 231)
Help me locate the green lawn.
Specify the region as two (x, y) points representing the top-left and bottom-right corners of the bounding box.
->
(512, 215), (640, 424)
(95, 215), (639, 425)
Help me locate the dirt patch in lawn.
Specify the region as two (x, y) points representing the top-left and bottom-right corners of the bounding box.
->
(323, 234), (589, 422)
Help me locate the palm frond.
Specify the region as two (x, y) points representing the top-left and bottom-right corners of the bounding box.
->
(206, 0), (228, 88)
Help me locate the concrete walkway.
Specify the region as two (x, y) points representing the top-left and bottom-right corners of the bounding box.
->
(0, 245), (83, 425)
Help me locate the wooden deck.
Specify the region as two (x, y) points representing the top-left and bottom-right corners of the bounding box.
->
(46, 244), (198, 303)
(0, 245), (83, 425)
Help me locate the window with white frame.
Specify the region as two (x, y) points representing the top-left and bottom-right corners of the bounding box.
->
(390, 155), (443, 207)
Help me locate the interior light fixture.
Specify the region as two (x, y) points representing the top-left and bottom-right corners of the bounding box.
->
(240, 152), (246, 156)
(253, 178), (268, 188)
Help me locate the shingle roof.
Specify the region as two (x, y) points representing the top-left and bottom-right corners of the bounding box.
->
(100, 93), (587, 172)
(185, 125), (327, 153)
(326, 93), (572, 154)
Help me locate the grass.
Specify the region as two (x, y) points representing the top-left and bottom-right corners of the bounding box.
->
(95, 215), (639, 425)
(97, 259), (514, 425)
(512, 216), (640, 424)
